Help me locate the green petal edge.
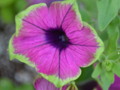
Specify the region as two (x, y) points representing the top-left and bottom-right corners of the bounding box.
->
(82, 22), (104, 67)
(8, 35), (35, 67)
(40, 69), (81, 88)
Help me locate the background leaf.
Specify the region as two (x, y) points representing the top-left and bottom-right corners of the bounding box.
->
(75, 66), (93, 85)
(77, 0), (97, 26)
(92, 64), (101, 78)
(97, 0), (119, 30)
(100, 71), (114, 90)
(0, 78), (14, 90)
(0, 0), (14, 7)
(112, 63), (120, 77)
(105, 17), (119, 54)
(15, 0), (28, 12)
(0, 7), (14, 23)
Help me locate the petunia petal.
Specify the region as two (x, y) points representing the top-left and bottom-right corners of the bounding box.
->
(58, 50), (81, 80)
(9, 35), (35, 67)
(23, 6), (56, 30)
(49, 1), (82, 29)
(13, 34), (59, 75)
(66, 45), (96, 67)
(34, 77), (78, 90)
(67, 22), (104, 67)
(36, 48), (59, 75)
(68, 25), (98, 48)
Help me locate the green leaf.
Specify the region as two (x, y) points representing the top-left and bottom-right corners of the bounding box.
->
(78, 6), (91, 23)
(102, 60), (113, 72)
(0, 78), (34, 90)
(97, 0), (119, 30)
(15, 84), (34, 90)
(99, 30), (108, 41)
(112, 63), (120, 77)
(108, 51), (120, 60)
(100, 71), (114, 90)
(0, 0), (14, 7)
(15, 0), (28, 12)
(1, 7), (14, 23)
(78, 0), (97, 14)
(75, 66), (93, 84)
(105, 18), (119, 54)
(105, 71), (114, 83)
(0, 78), (14, 90)
(77, 0), (97, 24)
(92, 64), (101, 78)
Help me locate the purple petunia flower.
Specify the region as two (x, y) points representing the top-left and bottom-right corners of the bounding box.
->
(9, 0), (104, 87)
(34, 77), (78, 90)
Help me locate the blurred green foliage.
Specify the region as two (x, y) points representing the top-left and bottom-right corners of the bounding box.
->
(0, 0), (28, 23)
(0, 0), (14, 7)
(0, 78), (34, 90)
(77, 0), (97, 26)
(97, 0), (120, 31)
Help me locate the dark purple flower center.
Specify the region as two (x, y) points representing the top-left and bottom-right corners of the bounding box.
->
(45, 27), (70, 49)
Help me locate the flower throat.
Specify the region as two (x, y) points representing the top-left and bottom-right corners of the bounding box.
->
(45, 27), (70, 49)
